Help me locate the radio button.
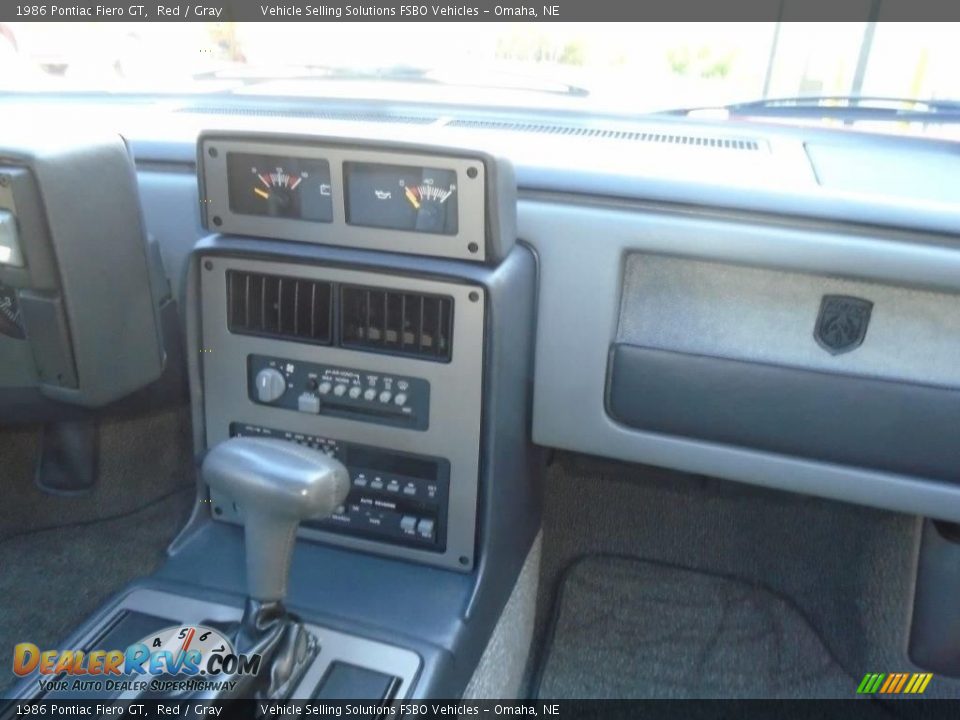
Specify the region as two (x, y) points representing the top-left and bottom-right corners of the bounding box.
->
(400, 516), (417, 534)
(363, 388), (377, 401)
(378, 390), (392, 403)
(297, 393), (320, 414)
(333, 384), (348, 397)
(393, 393), (407, 406)
(317, 381), (332, 395)
(348, 386), (362, 399)
(417, 519), (435, 540)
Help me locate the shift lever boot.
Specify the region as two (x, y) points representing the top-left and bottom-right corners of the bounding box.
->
(190, 437), (351, 699)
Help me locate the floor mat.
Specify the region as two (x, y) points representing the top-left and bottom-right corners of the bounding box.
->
(0, 487), (194, 697)
(535, 555), (854, 699)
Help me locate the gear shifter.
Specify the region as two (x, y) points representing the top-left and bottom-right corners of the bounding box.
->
(199, 437), (351, 699)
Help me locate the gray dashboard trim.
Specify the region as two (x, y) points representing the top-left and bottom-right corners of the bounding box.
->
(526, 199), (960, 523)
(128, 135), (960, 240)
(200, 256), (485, 572)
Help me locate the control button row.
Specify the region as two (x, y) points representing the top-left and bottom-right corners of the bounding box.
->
(400, 515), (435, 540)
(322, 506), (436, 542)
(352, 473), (437, 499)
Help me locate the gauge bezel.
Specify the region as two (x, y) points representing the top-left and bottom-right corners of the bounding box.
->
(226, 152), (334, 223)
(199, 135), (491, 262)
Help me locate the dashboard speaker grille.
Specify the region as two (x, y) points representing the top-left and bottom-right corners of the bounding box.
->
(227, 270), (333, 344)
(444, 119), (761, 150)
(340, 285), (453, 362)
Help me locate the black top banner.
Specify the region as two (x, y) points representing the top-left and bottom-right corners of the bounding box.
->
(2, 0), (960, 22)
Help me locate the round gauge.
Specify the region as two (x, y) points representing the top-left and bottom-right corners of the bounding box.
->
(345, 162), (459, 235)
(227, 153), (333, 223)
(251, 166), (302, 217)
(401, 180), (457, 234)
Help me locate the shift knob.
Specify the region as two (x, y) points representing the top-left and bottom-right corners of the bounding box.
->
(202, 437), (350, 602)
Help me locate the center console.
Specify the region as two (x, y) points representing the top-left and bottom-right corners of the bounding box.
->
(9, 130), (540, 704)
(195, 133), (514, 573)
(201, 259), (483, 570)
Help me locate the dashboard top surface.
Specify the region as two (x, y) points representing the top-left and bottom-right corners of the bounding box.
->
(4, 96), (960, 238)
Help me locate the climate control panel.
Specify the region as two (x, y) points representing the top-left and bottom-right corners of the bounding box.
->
(248, 354), (430, 430)
(227, 423), (449, 551)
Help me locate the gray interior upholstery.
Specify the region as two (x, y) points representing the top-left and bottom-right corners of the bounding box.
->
(534, 453), (960, 699)
(0, 408), (194, 696)
(537, 555), (851, 698)
(617, 253), (960, 388)
(463, 532), (541, 700)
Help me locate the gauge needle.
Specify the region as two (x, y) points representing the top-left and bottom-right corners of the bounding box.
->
(254, 187), (270, 200)
(404, 186), (421, 210)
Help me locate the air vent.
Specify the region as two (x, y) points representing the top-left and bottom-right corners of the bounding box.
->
(227, 270), (332, 344)
(177, 106), (436, 124)
(445, 119), (760, 150)
(340, 285), (453, 362)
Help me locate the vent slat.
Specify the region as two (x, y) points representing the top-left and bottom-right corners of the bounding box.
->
(243, 274), (251, 329)
(226, 270), (332, 345)
(341, 284), (453, 362)
(400, 295), (407, 350)
(292, 280), (300, 336)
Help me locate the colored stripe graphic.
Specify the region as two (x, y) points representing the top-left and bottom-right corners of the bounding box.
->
(857, 673), (885, 694)
(857, 672), (932, 694)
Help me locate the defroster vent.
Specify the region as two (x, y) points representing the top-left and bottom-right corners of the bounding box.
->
(340, 285), (453, 362)
(227, 270), (333, 344)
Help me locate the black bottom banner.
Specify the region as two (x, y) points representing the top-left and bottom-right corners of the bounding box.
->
(2, 700), (960, 720)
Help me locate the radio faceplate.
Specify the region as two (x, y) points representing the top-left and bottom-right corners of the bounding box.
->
(200, 256), (485, 572)
(248, 354), (431, 431)
(224, 423), (449, 552)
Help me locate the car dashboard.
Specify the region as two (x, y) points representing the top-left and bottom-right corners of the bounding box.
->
(3, 95), (960, 701)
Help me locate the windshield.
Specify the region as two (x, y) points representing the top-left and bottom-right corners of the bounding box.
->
(3, 21), (960, 134)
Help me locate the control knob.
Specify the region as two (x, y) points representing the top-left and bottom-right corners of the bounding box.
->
(255, 368), (287, 403)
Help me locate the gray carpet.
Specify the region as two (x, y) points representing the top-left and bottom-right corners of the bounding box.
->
(0, 408), (196, 697)
(0, 408), (195, 541)
(537, 556), (852, 698)
(0, 487), (194, 696)
(536, 453), (960, 699)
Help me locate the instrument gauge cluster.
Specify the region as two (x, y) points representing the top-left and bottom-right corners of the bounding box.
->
(199, 134), (516, 263)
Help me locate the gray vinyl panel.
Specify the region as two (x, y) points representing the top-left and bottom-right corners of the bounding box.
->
(0, 336), (37, 387)
(200, 256), (485, 572)
(617, 254), (960, 388)
(525, 199), (960, 523)
(6, 588), (422, 702)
